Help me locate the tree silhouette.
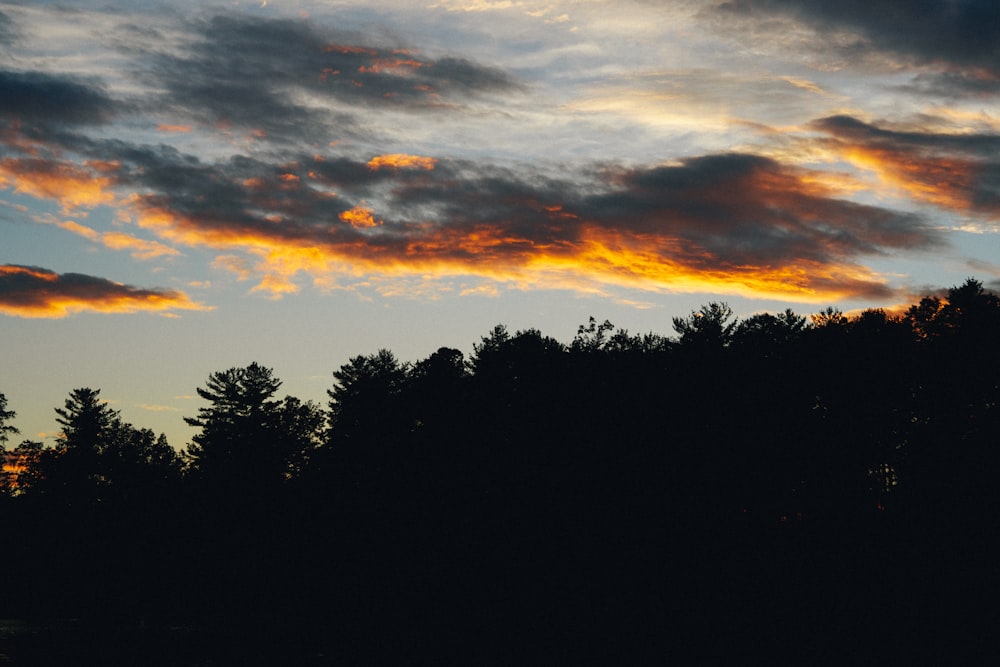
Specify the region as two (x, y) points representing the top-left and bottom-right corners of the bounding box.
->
(672, 301), (736, 348)
(407, 346), (470, 485)
(1, 439), (43, 495)
(99, 422), (181, 501)
(810, 305), (848, 329)
(184, 362), (318, 494)
(0, 391), (18, 445)
(940, 277), (1000, 331)
(24, 388), (180, 505)
(327, 349), (410, 440)
(571, 316), (616, 353)
(902, 278), (1000, 521)
(905, 294), (945, 341)
(321, 349), (415, 515)
(55, 387), (112, 452)
(408, 347), (469, 456)
(732, 308), (806, 351)
(37, 387), (117, 501)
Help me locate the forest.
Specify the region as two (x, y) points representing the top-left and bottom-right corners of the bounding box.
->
(1, 278), (999, 664)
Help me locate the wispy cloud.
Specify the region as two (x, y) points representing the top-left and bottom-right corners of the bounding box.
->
(43, 218), (180, 260)
(135, 403), (180, 412)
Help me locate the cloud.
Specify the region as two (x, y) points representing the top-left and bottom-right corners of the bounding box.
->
(45, 218), (180, 260)
(812, 114), (1000, 218)
(0, 8), (949, 307)
(212, 255), (254, 282)
(141, 14), (521, 145)
(570, 69), (842, 130)
(368, 154), (438, 171)
(99, 232), (180, 260)
(97, 140), (938, 302)
(135, 403), (180, 413)
(339, 203), (381, 228)
(0, 157), (118, 213)
(0, 10), (18, 46)
(0, 70), (118, 127)
(0, 264), (211, 318)
(431, 1), (525, 12)
(712, 0), (1000, 95)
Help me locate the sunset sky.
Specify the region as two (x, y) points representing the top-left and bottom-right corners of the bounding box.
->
(2, 0), (999, 447)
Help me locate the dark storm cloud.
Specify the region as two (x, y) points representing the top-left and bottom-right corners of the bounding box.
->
(143, 14), (521, 144)
(0, 264), (209, 318)
(813, 115), (1000, 216)
(715, 0), (1000, 94)
(0, 70), (118, 126)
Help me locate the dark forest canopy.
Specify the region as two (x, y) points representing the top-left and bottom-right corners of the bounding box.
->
(1, 278), (999, 663)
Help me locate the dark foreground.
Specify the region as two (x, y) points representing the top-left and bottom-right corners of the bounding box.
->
(2, 506), (996, 665)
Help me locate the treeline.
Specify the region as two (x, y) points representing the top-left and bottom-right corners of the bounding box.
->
(1, 278), (998, 663)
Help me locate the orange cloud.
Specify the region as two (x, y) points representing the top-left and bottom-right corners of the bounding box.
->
(0, 265), (58, 282)
(250, 273), (302, 298)
(101, 232), (181, 260)
(339, 204), (381, 228)
(559, 226), (890, 303)
(367, 154), (438, 171)
(358, 58), (426, 74)
(813, 115), (1000, 218)
(0, 264), (211, 318)
(835, 144), (980, 211)
(156, 124), (192, 133)
(135, 404), (180, 412)
(0, 158), (117, 213)
(323, 44), (379, 56)
(55, 219), (101, 241)
(132, 203), (288, 250)
(212, 255), (255, 281)
(115, 152), (932, 303)
(47, 219), (179, 260)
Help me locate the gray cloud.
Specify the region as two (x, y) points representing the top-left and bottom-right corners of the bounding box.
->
(140, 14), (522, 145)
(814, 114), (1000, 154)
(0, 9), (17, 46)
(0, 70), (118, 126)
(591, 153), (935, 257)
(714, 0), (1000, 95)
(813, 114), (1000, 217)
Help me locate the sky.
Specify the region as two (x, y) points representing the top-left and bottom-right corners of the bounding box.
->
(2, 0), (999, 448)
